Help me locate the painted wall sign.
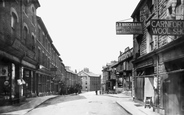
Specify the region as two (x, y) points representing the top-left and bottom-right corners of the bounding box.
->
(150, 19), (184, 35)
(116, 22), (143, 35)
(118, 48), (133, 62)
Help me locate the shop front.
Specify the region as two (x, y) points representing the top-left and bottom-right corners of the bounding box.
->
(159, 45), (184, 115)
(134, 58), (155, 102)
(0, 57), (22, 105)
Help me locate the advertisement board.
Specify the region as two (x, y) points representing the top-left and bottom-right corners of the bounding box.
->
(116, 22), (143, 35)
(150, 19), (184, 35)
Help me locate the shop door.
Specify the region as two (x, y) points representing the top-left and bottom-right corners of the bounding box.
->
(135, 77), (144, 101)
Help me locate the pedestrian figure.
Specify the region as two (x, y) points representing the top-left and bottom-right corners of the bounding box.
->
(95, 90), (98, 95)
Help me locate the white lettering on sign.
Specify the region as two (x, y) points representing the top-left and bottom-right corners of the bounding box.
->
(150, 19), (184, 35)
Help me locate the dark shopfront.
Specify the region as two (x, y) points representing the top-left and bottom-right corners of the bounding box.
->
(36, 67), (53, 96)
(23, 68), (36, 98)
(0, 52), (38, 106)
(159, 50), (184, 115)
(0, 57), (20, 106)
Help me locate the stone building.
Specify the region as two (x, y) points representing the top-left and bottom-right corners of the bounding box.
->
(131, 0), (184, 114)
(65, 66), (81, 94)
(102, 61), (117, 93)
(0, 0), (40, 105)
(0, 0), (66, 105)
(36, 16), (63, 96)
(78, 68), (101, 92)
(114, 47), (133, 94)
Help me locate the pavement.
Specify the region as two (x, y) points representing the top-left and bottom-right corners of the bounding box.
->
(0, 95), (58, 114)
(0, 92), (162, 115)
(106, 93), (161, 115)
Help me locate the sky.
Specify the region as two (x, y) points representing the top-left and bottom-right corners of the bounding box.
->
(37, 0), (140, 75)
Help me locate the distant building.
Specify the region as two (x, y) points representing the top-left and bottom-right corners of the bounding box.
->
(102, 61), (117, 93)
(113, 47), (133, 94)
(78, 68), (101, 91)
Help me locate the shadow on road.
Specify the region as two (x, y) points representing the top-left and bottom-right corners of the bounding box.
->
(36, 94), (86, 108)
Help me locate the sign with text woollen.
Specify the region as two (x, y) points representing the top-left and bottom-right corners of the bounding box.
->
(116, 22), (143, 35)
(150, 19), (184, 35)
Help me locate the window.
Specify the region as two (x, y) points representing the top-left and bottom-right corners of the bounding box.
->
(176, 0), (184, 20)
(11, 13), (17, 29)
(42, 52), (44, 65)
(0, 0), (5, 7)
(23, 25), (28, 44)
(42, 33), (45, 46)
(149, 35), (154, 51)
(147, 0), (154, 14)
(48, 58), (50, 69)
(38, 48), (41, 63)
(11, 8), (19, 36)
(146, 27), (154, 52)
(38, 27), (42, 42)
(31, 34), (35, 51)
(31, 6), (35, 25)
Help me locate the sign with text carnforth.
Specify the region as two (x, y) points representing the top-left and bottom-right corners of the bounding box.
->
(116, 22), (143, 35)
(150, 19), (184, 35)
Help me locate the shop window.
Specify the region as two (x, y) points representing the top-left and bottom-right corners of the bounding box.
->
(165, 59), (184, 72)
(145, 67), (154, 75)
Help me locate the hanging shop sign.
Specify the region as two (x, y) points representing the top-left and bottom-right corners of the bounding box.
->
(116, 22), (143, 35)
(150, 19), (184, 35)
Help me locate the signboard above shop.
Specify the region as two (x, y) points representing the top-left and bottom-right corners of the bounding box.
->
(150, 19), (184, 35)
(116, 22), (143, 35)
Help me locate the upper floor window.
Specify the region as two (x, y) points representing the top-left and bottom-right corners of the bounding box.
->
(11, 13), (18, 30)
(42, 33), (45, 46)
(38, 47), (41, 63)
(146, 0), (154, 14)
(31, 34), (35, 51)
(31, 6), (35, 25)
(11, 8), (19, 34)
(0, 0), (5, 7)
(176, 0), (184, 20)
(146, 31), (154, 53)
(23, 24), (29, 44)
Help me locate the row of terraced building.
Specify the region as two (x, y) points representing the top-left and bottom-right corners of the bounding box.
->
(0, 0), (81, 106)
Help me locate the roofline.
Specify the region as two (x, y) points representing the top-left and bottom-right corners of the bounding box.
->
(51, 43), (60, 56)
(131, 0), (145, 18)
(33, 0), (40, 9)
(36, 16), (53, 43)
(78, 70), (100, 77)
